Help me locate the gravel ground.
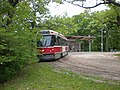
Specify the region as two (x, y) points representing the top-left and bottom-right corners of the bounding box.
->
(49, 52), (120, 81)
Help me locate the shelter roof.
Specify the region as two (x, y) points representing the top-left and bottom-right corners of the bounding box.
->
(66, 36), (95, 40)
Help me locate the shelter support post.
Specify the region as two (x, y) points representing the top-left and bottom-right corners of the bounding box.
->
(79, 42), (81, 52)
(89, 40), (92, 52)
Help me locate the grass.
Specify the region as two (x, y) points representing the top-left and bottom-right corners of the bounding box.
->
(0, 62), (120, 90)
(114, 54), (120, 56)
(114, 54), (120, 59)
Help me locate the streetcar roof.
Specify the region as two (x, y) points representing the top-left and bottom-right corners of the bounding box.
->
(40, 30), (68, 40)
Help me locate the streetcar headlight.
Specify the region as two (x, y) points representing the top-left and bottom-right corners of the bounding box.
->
(42, 49), (44, 52)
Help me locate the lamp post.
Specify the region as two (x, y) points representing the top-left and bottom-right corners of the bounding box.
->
(100, 23), (107, 52)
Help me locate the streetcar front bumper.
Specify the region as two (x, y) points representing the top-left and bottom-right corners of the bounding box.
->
(37, 54), (55, 61)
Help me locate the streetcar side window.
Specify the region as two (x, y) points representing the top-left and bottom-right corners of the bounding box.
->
(59, 37), (67, 46)
(54, 36), (60, 45)
(51, 35), (55, 46)
(60, 38), (63, 45)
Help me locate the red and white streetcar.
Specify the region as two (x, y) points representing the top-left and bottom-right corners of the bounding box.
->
(37, 30), (69, 60)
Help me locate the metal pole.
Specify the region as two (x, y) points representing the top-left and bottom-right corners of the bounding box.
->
(101, 28), (104, 52)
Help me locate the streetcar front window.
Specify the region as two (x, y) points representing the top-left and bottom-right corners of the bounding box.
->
(42, 35), (52, 47)
(37, 35), (57, 47)
(38, 35), (55, 47)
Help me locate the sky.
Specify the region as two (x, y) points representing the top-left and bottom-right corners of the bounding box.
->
(47, 0), (110, 17)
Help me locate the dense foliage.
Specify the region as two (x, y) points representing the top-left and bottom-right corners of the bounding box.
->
(38, 16), (78, 35)
(71, 6), (120, 51)
(0, 0), (48, 83)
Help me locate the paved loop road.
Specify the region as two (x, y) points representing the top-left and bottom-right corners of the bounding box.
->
(49, 52), (120, 81)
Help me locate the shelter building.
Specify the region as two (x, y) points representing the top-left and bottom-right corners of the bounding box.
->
(66, 36), (95, 52)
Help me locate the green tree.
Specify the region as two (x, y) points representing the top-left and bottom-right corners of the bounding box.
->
(71, 8), (120, 51)
(0, 0), (48, 83)
(38, 15), (78, 35)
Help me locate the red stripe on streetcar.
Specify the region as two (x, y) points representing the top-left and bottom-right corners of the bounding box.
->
(54, 46), (62, 52)
(38, 46), (62, 54)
